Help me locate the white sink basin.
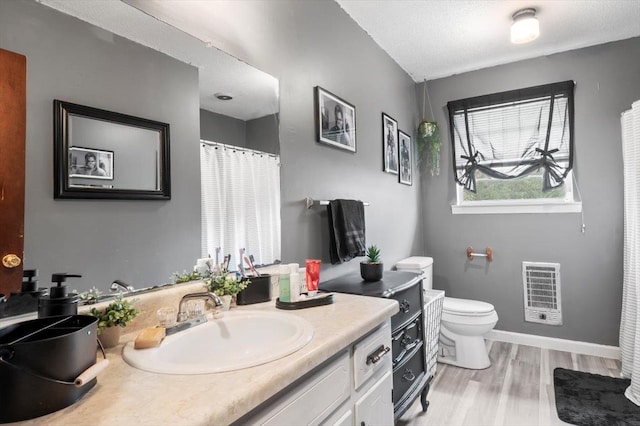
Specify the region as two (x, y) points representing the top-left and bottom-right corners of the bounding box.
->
(122, 310), (314, 374)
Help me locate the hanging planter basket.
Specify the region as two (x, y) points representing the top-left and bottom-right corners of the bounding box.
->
(417, 120), (441, 176)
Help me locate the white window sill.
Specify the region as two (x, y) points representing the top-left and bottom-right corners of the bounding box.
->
(451, 202), (582, 215)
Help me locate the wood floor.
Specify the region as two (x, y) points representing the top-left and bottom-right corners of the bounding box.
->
(397, 340), (622, 426)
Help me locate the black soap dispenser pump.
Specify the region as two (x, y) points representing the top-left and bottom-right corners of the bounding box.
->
(37, 273), (81, 318)
(21, 269), (39, 293)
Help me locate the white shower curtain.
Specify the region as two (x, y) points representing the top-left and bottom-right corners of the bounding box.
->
(200, 142), (281, 271)
(620, 100), (640, 406)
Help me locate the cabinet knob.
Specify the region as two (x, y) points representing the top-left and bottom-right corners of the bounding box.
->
(2, 254), (21, 269)
(400, 299), (410, 313)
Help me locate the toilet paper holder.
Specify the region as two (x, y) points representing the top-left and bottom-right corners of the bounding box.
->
(466, 247), (493, 262)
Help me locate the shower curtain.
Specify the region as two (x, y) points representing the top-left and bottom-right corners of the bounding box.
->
(200, 142), (281, 270)
(620, 100), (640, 406)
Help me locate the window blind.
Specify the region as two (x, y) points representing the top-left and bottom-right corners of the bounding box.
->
(447, 81), (575, 193)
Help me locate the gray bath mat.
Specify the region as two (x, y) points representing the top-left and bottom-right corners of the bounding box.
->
(553, 368), (640, 425)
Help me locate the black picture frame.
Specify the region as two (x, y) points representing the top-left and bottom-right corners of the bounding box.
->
(382, 113), (398, 174)
(54, 100), (171, 200)
(69, 147), (114, 180)
(398, 130), (412, 186)
(315, 86), (356, 152)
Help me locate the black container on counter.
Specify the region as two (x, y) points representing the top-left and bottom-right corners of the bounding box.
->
(0, 315), (99, 423)
(236, 274), (271, 305)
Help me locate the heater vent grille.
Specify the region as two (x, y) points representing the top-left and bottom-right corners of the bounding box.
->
(522, 262), (562, 325)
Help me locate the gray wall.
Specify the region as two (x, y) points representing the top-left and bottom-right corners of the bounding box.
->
(199, 109), (246, 147)
(5, 0), (421, 293)
(2, 0), (201, 290)
(201, 1), (422, 280)
(200, 109), (280, 155)
(420, 38), (640, 346)
(247, 114), (280, 155)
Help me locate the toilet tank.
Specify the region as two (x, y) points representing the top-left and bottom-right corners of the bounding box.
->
(396, 257), (433, 290)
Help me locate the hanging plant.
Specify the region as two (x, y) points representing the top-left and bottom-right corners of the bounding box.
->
(418, 120), (441, 176)
(416, 80), (442, 176)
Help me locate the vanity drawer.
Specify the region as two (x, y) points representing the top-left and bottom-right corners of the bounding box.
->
(353, 320), (392, 390)
(392, 343), (426, 407)
(391, 315), (423, 368)
(390, 282), (422, 330)
(244, 351), (351, 426)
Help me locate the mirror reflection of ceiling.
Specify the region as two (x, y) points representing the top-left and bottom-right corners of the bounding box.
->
(37, 0), (279, 121)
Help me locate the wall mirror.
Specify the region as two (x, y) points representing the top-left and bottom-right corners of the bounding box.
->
(9, 0), (282, 298)
(54, 100), (171, 200)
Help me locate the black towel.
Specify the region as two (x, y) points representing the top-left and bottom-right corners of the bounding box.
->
(327, 199), (366, 264)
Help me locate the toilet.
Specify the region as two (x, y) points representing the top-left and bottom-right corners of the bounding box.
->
(396, 256), (498, 370)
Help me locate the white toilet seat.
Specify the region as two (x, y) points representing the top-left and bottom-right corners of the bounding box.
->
(443, 297), (495, 316)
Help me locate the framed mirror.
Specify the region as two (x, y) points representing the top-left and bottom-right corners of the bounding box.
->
(53, 100), (171, 200)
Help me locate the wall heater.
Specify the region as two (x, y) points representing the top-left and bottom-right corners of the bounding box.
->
(522, 261), (562, 326)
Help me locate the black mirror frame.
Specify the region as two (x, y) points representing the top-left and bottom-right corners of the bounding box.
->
(53, 100), (171, 200)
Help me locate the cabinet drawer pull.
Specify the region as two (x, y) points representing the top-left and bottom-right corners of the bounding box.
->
(402, 368), (416, 382)
(400, 299), (410, 313)
(366, 345), (391, 365)
(393, 330), (405, 341)
(401, 335), (419, 352)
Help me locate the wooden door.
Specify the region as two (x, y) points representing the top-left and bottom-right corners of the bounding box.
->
(0, 48), (26, 296)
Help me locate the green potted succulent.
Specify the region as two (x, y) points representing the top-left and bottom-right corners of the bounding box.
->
(89, 295), (141, 348)
(360, 245), (383, 282)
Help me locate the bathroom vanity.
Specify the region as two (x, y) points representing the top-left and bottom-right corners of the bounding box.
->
(8, 286), (398, 425)
(320, 271), (430, 420)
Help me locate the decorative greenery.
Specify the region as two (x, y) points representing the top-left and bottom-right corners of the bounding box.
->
(77, 286), (103, 304)
(171, 269), (202, 284)
(204, 273), (248, 297)
(364, 245), (381, 264)
(417, 121), (441, 176)
(89, 295), (141, 334)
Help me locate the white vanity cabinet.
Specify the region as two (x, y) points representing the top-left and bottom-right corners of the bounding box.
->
(237, 320), (393, 426)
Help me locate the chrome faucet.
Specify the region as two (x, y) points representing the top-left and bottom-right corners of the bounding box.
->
(111, 279), (134, 293)
(177, 291), (223, 322)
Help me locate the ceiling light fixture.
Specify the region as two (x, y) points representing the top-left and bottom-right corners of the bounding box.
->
(214, 92), (233, 101)
(510, 8), (539, 44)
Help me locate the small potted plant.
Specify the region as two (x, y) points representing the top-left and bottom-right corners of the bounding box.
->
(204, 273), (249, 310)
(361, 245), (383, 282)
(89, 295), (141, 348)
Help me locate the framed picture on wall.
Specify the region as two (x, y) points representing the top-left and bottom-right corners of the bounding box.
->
(382, 113), (398, 174)
(69, 147), (114, 180)
(315, 86), (356, 152)
(398, 130), (412, 185)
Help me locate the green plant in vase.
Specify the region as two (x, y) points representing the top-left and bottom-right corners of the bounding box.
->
(360, 245), (383, 282)
(204, 273), (248, 297)
(89, 295), (141, 348)
(417, 120), (441, 176)
(90, 295), (140, 333)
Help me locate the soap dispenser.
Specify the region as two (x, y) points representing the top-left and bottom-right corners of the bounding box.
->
(37, 273), (81, 318)
(21, 269), (39, 293)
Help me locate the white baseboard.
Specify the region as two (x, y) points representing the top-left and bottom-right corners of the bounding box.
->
(486, 329), (620, 360)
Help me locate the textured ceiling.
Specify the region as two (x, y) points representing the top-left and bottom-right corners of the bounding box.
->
(336, 0), (640, 81)
(35, 0), (640, 108)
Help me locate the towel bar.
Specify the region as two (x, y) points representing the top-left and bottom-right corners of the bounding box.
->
(305, 197), (370, 209)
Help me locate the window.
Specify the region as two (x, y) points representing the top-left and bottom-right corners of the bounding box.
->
(447, 81), (581, 214)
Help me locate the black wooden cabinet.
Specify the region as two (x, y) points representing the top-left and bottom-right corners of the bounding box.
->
(319, 271), (430, 420)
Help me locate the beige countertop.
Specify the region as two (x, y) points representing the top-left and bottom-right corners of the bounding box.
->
(16, 291), (398, 425)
